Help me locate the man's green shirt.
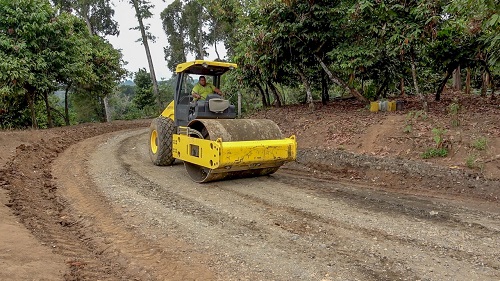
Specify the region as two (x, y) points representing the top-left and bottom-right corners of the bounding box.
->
(192, 82), (216, 99)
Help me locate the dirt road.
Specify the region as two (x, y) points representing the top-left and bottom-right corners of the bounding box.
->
(43, 128), (499, 280)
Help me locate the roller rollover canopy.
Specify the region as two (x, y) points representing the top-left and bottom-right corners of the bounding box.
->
(175, 60), (237, 75)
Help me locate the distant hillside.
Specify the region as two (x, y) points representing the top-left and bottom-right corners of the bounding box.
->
(121, 80), (135, 86)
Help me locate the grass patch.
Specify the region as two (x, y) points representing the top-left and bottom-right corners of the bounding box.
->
(448, 100), (461, 127)
(465, 153), (484, 171)
(471, 137), (488, 151)
(421, 148), (448, 159)
(465, 154), (477, 168)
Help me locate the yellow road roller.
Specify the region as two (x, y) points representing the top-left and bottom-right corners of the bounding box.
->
(149, 60), (296, 183)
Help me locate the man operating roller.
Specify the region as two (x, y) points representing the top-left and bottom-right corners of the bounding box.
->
(192, 76), (224, 101)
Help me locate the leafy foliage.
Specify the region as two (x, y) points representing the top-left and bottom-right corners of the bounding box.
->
(133, 68), (155, 110)
(51, 0), (119, 36)
(0, 0), (126, 128)
(2, 0), (499, 128)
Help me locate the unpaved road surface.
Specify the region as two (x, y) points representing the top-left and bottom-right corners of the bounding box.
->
(54, 129), (500, 279)
(2, 121), (500, 280)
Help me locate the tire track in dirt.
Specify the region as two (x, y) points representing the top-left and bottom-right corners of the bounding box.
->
(102, 129), (500, 280)
(114, 131), (400, 280)
(219, 185), (500, 271)
(217, 176), (500, 276)
(277, 169), (500, 233)
(54, 130), (215, 280)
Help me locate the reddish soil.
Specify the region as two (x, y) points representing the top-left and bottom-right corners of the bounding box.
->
(1, 92), (499, 280)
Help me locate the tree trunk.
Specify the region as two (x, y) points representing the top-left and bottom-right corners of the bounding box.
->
(80, 7), (115, 123)
(267, 81), (282, 107)
(50, 106), (66, 120)
(64, 83), (71, 126)
(297, 68), (314, 110)
(42, 91), (54, 128)
(315, 55), (367, 103)
(481, 71), (489, 96)
(214, 42), (220, 60)
(98, 96), (107, 122)
(478, 59), (497, 99)
(410, 52), (428, 112)
(361, 77), (364, 96)
(348, 72), (355, 86)
(376, 77), (389, 99)
(104, 96), (111, 122)
(237, 91), (241, 118)
(255, 83), (268, 107)
(400, 78), (405, 97)
(197, 21), (204, 59)
(321, 73), (329, 105)
(465, 67), (471, 95)
(452, 66), (461, 91)
(435, 67), (454, 101)
(78, 5), (94, 35)
(26, 89), (37, 129)
(264, 84), (271, 106)
(132, 0), (161, 113)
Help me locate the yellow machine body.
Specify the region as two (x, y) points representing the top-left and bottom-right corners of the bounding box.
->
(161, 100), (175, 120)
(172, 119), (296, 183)
(175, 60), (237, 74)
(173, 133), (296, 169)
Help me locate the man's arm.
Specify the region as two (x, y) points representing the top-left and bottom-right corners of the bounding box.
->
(213, 86), (223, 96)
(192, 92), (202, 99)
(192, 84), (202, 99)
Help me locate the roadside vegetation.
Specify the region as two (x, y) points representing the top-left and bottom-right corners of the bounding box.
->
(1, 0), (498, 129)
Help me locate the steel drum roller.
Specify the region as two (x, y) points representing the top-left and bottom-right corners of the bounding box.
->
(184, 119), (286, 183)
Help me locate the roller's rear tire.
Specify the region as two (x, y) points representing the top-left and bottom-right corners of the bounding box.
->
(149, 117), (175, 166)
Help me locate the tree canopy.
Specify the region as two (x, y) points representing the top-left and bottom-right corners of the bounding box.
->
(0, 0), (125, 128)
(1, 0), (498, 128)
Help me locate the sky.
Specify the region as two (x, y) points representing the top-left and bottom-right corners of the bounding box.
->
(106, 0), (225, 81)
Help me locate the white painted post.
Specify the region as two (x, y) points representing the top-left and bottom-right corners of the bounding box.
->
(238, 91), (242, 118)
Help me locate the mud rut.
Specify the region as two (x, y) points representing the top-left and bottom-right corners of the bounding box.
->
(47, 129), (500, 280)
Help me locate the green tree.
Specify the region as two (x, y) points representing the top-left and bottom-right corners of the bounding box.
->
(0, 0), (54, 128)
(129, 0), (161, 112)
(0, 0), (95, 128)
(49, 13), (96, 125)
(161, 0), (188, 72)
(183, 0), (208, 59)
(51, 0), (119, 36)
(445, 0), (499, 96)
(158, 77), (175, 106)
(200, 0), (242, 58)
(133, 68), (155, 109)
(52, 0), (122, 122)
(72, 36), (127, 123)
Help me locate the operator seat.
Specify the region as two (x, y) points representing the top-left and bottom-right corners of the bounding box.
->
(188, 94), (236, 121)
